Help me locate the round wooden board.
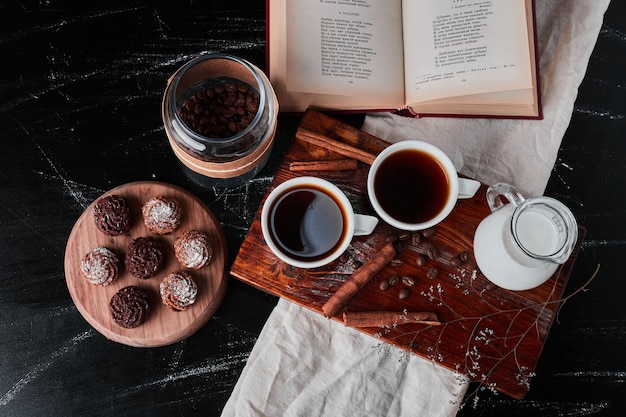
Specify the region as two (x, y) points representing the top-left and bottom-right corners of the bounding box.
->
(64, 181), (228, 347)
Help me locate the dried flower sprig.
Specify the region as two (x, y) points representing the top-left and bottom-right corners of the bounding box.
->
(373, 263), (600, 407)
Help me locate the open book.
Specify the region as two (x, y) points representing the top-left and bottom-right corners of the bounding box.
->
(267, 0), (541, 119)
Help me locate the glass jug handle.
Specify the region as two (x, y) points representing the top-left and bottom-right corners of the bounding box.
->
(486, 183), (525, 212)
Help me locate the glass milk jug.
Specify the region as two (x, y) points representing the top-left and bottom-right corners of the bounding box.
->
(473, 183), (578, 291)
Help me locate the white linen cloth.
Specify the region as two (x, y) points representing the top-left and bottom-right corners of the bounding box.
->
(221, 1), (609, 416)
(222, 298), (468, 417)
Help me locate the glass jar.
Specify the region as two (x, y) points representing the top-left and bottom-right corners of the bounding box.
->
(162, 53), (278, 187)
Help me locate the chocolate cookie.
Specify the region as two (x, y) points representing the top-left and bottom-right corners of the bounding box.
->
(125, 236), (165, 279)
(142, 196), (182, 235)
(174, 230), (213, 269)
(80, 247), (119, 286)
(160, 271), (198, 311)
(110, 286), (150, 328)
(93, 194), (131, 236)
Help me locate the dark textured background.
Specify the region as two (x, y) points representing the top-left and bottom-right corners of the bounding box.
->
(1, 1), (624, 416)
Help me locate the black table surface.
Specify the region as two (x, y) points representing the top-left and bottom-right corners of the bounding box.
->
(1, 1), (624, 416)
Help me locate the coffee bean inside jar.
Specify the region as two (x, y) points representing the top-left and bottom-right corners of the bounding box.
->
(162, 53), (278, 187)
(178, 78), (260, 139)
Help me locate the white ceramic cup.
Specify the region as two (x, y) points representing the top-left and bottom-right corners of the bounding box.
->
(367, 140), (480, 231)
(261, 176), (378, 268)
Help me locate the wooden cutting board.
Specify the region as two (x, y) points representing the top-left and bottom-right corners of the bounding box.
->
(230, 110), (586, 399)
(65, 181), (228, 347)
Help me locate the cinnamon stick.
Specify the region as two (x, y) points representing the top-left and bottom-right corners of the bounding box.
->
(289, 159), (358, 172)
(322, 242), (396, 318)
(342, 311), (442, 328)
(296, 130), (377, 165)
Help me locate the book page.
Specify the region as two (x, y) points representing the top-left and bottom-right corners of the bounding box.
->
(403, 0), (533, 104)
(285, 0), (404, 100)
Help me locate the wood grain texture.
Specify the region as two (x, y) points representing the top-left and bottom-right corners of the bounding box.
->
(64, 181), (228, 347)
(1, 2), (624, 415)
(230, 110), (585, 399)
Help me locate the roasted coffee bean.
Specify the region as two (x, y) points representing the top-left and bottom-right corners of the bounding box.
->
(398, 232), (411, 241)
(379, 279), (390, 291)
(178, 78), (260, 138)
(459, 251), (471, 263)
(388, 275), (400, 286)
(402, 276), (415, 286)
(398, 288), (410, 300)
(424, 243), (439, 260)
(222, 108), (235, 119)
(390, 258), (404, 266)
(411, 232), (422, 246)
(422, 227), (436, 238)
(427, 266), (439, 279)
(451, 257), (462, 267)
(415, 253), (427, 267)
(246, 100), (259, 113)
(223, 95), (236, 107)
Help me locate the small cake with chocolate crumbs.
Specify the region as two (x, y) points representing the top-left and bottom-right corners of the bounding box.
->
(80, 247), (120, 286)
(160, 271), (198, 312)
(174, 230), (213, 269)
(125, 236), (165, 279)
(142, 196), (182, 235)
(93, 194), (131, 236)
(110, 286), (150, 328)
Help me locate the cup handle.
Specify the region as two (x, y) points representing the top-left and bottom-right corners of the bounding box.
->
(458, 178), (481, 199)
(486, 183), (525, 212)
(353, 214), (379, 236)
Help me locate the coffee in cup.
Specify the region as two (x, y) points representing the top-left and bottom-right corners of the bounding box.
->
(261, 176), (378, 268)
(367, 140), (479, 231)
